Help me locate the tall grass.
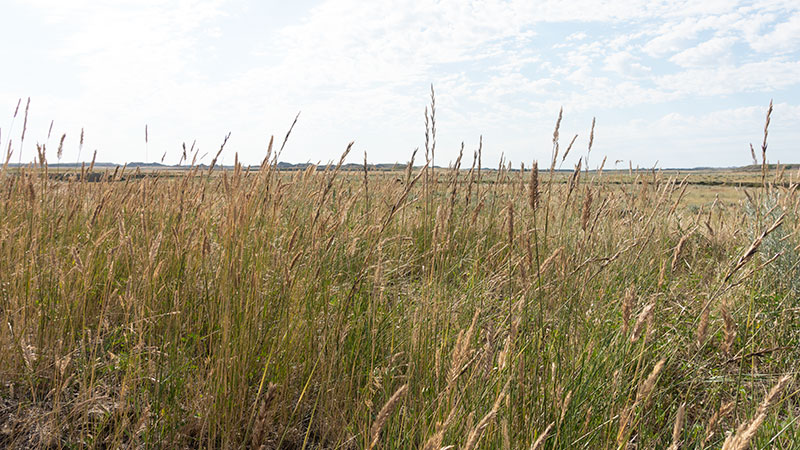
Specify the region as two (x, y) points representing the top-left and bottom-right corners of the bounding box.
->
(0, 101), (797, 449)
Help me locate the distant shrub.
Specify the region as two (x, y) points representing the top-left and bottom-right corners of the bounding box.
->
(745, 192), (800, 295)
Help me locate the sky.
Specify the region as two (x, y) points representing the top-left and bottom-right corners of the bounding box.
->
(2, 0), (799, 169)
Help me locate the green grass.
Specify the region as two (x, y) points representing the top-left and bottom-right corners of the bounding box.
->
(0, 145), (798, 449)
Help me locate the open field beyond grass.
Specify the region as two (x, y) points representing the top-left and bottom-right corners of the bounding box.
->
(1, 134), (799, 448)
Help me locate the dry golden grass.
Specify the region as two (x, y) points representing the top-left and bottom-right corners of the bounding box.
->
(0, 100), (797, 448)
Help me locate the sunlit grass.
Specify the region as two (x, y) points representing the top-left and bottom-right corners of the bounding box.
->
(0, 106), (798, 449)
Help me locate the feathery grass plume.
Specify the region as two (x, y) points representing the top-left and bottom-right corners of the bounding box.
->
(433, 343), (442, 387)
(36, 143), (46, 166)
(567, 158), (582, 198)
(671, 232), (691, 272)
(89, 150), (97, 173)
(189, 141), (200, 166)
(208, 132), (231, 174)
(560, 390), (573, 423)
(78, 127), (84, 162)
(581, 407), (593, 436)
(621, 286), (634, 335)
(424, 106), (430, 171)
(447, 309), (480, 388)
(470, 197), (484, 226)
(251, 383), (278, 448)
(476, 135), (482, 188)
(667, 176), (690, 217)
(495, 153), (505, 185)
(465, 412), (476, 441)
(553, 108), (562, 143)
(497, 300), (522, 372)
(721, 300), (736, 355)
(422, 405), (458, 450)
(529, 422), (554, 450)
(581, 187), (593, 232)
(636, 359), (665, 406)
(750, 143), (758, 166)
(657, 258), (668, 290)
(312, 141), (354, 228)
(503, 414), (511, 450)
(429, 84), (436, 180)
(57, 133), (66, 162)
(775, 162), (786, 183)
(666, 402), (686, 450)
(725, 213), (785, 281)
(630, 302), (655, 342)
(258, 136), (274, 171)
(378, 161), (427, 234)
(275, 111), (300, 161)
(540, 246), (563, 274)
(2, 139), (12, 173)
(26, 177), (35, 202)
(743, 188), (756, 209)
(462, 381), (508, 450)
(20, 97), (30, 144)
(550, 107), (563, 171)
(618, 359), (666, 445)
(704, 400), (735, 445)
(368, 383), (408, 450)
(760, 99), (772, 186)
(405, 147), (418, 185)
(721, 374), (791, 450)
(562, 134), (578, 163)
(696, 304), (710, 348)
(529, 161), (539, 210)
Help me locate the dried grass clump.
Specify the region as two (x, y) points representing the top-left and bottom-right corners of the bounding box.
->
(721, 375), (792, 450)
(368, 383), (408, 450)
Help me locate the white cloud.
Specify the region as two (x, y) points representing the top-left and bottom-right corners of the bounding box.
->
(642, 17), (707, 56)
(605, 51), (652, 76)
(566, 32), (588, 41)
(656, 59), (800, 95)
(669, 36), (737, 67)
(749, 12), (800, 52)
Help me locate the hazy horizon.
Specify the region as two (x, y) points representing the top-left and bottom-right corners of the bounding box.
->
(7, 159), (790, 171)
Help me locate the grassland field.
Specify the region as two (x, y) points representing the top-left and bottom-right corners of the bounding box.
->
(0, 146), (799, 449)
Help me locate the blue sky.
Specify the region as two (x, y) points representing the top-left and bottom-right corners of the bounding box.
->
(2, 0), (799, 168)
